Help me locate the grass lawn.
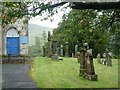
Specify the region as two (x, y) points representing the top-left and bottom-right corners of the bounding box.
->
(29, 57), (118, 88)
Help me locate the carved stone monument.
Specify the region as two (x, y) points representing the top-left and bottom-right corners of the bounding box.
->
(78, 43), (98, 81)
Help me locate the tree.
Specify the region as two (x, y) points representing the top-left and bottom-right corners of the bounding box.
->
(0, 1), (68, 27)
(1, 1), (119, 27)
(53, 9), (119, 57)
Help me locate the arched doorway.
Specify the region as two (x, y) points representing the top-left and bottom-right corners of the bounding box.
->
(6, 28), (19, 55)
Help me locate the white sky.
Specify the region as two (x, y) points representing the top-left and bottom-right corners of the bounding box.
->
(29, 3), (71, 28)
(29, 11), (64, 28)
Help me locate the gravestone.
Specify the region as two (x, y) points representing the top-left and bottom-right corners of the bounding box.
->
(97, 53), (101, 64)
(77, 52), (81, 63)
(78, 43), (98, 81)
(72, 53), (74, 58)
(102, 53), (106, 65)
(105, 49), (112, 67)
(65, 42), (69, 57)
(60, 44), (63, 57)
(75, 45), (78, 58)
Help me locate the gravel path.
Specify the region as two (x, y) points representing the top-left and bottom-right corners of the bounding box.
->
(2, 64), (37, 88)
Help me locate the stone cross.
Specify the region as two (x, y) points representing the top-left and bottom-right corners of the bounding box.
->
(75, 45), (78, 58)
(97, 53), (101, 64)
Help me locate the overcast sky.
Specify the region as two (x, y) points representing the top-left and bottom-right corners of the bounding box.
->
(29, 3), (71, 28)
(29, 11), (64, 28)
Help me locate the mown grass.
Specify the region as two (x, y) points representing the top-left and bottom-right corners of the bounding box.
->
(30, 57), (118, 88)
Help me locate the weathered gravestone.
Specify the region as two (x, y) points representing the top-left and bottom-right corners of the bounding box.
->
(75, 45), (78, 58)
(72, 53), (74, 58)
(105, 49), (112, 67)
(102, 53), (106, 65)
(78, 43), (98, 81)
(97, 53), (101, 64)
(77, 52), (81, 63)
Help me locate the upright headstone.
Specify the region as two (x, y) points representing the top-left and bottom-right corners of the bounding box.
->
(102, 53), (106, 65)
(60, 44), (63, 57)
(48, 31), (52, 57)
(78, 47), (86, 76)
(97, 53), (101, 64)
(65, 42), (69, 57)
(105, 49), (112, 67)
(75, 45), (78, 58)
(72, 53), (74, 58)
(79, 43), (98, 81)
(77, 52), (80, 63)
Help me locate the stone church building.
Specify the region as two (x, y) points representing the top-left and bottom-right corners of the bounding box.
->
(0, 17), (28, 56)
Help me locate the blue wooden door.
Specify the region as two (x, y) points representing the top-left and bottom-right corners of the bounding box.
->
(7, 37), (19, 55)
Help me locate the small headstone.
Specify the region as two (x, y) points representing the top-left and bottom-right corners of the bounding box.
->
(105, 49), (112, 67)
(102, 53), (106, 65)
(72, 53), (74, 58)
(75, 45), (78, 58)
(77, 52), (80, 63)
(97, 53), (101, 64)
